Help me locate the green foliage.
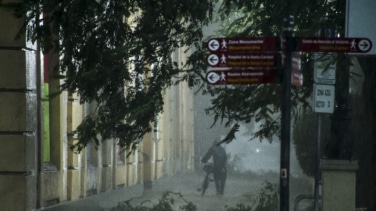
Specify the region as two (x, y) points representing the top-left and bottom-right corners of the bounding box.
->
(111, 183), (277, 211)
(1, 0), (219, 152)
(252, 181), (279, 211)
(111, 191), (196, 211)
(224, 181), (278, 211)
(2, 0), (349, 151)
(218, 123), (240, 145)
(293, 110), (331, 177)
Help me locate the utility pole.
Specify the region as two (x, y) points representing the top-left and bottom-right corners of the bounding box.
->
(280, 15), (294, 211)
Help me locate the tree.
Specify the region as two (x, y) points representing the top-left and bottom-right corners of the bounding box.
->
(2, 0), (219, 153)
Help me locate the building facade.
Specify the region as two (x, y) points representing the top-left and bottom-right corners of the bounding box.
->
(0, 2), (195, 210)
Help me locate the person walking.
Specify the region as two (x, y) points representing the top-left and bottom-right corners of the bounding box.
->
(201, 140), (227, 195)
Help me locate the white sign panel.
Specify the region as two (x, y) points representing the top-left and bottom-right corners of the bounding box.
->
(346, 0), (376, 55)
(314, 84), (335, 113)
(314, 53), (336, 84)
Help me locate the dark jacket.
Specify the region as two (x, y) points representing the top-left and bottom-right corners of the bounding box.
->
(201, 144), (227, 170)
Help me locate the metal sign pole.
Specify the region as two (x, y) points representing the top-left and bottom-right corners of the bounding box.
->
(314, 113), (322, 211)
(280, 15), (294, 211)
(313, 16), (336, 210)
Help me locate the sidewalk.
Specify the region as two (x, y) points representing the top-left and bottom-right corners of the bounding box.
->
(39, 171), (311, 211)
(39, 171), (264, 211)
(39, 180), (144, 211)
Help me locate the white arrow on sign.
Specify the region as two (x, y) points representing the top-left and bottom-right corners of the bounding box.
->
(208, 39), (220, 51)
(358, 39), (371, 52)
(207, 54), (219, 66)
(206, 72), (221, 84)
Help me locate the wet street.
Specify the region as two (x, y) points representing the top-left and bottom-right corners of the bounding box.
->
(40, 171), (312, 211)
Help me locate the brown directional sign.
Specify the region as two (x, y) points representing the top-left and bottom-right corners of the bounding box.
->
(205, 36), (373, 86)
(206, 52), (280, 67)
(295, 37), (372, 53)
(207, 37), (279, 52)
(205, 69), (277, 85)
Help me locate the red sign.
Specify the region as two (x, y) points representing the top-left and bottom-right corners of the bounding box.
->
(281, 52), (303, 86)
(206, 52), (280, 67)
(205, 69), (277, 85)
(291, 52), (302, 86)
(207, 37), (279, 53)
(295, 37), (372, 53)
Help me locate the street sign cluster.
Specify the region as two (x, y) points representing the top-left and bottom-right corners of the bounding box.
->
(205, 37), (286, 85)
(204, 17), (374, 211)
(205, 36), (372, 87)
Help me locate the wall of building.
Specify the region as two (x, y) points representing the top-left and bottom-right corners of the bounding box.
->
(0, 2), (38, 210)
(36, 68), (195, 210)
(0, 1), (195, 210)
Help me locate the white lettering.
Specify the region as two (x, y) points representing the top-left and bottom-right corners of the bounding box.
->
(317, 40), (331, 44)
(228, 72), (241, 76)
(302, 39), (313, 44)
(229, 40), (239, 44)
(261, 55), (274, 59)
(239, 40), (263, 44)
(241, 72), (263, 76)
(228, 55), (242, 59)
(335, 40), (348, 44)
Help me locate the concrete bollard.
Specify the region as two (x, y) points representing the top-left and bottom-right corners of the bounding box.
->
(320, 159), (358, 211)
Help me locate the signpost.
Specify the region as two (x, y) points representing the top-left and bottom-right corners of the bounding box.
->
(312, 51), (336, 211)
(204, 19), (373, 211)
(279, 16), (294, 211)
(205, 38), (282, 85)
